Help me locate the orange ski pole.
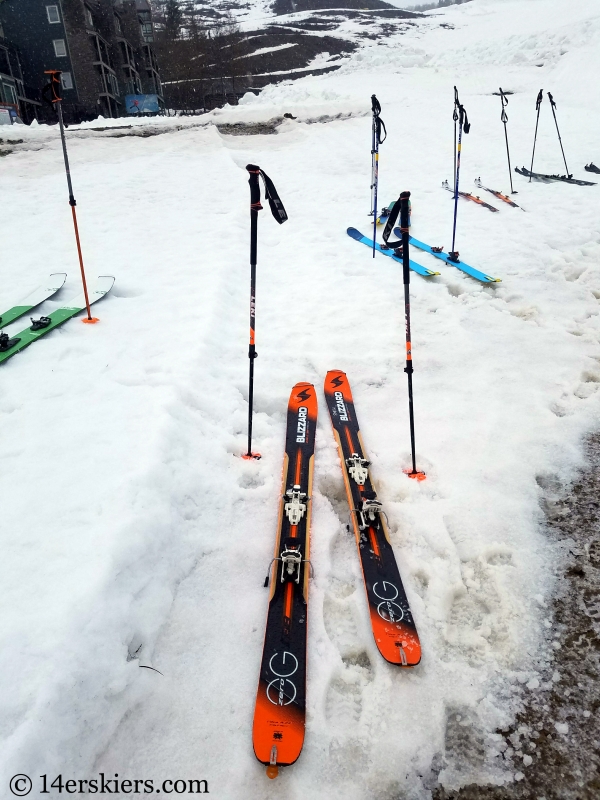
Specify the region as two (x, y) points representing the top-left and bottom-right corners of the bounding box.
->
(43, 70), (97, 323)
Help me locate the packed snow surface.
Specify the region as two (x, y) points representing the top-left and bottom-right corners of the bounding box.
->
(1, 0), (600, 797)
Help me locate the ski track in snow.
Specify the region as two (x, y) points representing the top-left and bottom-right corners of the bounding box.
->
(1, 0), (600, 797)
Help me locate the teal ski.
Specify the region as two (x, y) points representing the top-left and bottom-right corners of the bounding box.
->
(347, 228), (439, 278)
(394, 231), (501, 284)
(0, 273), (67, 327)
(0, 276), (115, 365)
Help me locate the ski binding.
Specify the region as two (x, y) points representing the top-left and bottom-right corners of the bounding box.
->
(346, 453), (370, 485)
(280, 538), (303, 583)
(357, 492), (383, 530)
(284, 485), (307, 525)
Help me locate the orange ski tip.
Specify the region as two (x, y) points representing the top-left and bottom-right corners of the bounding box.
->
(242, 452), (262, 460)
(82, 317), (99, 324)
(289, 382), (317, 420)
(403, 469), (426, 481)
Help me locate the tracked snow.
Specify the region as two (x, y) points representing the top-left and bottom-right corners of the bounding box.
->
(1, 0), (599, 797)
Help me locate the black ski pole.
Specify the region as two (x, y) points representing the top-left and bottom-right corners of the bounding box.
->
(529, 89), (543, 182)
(42, 70), (96, 323)
(453, 87), (459, 189)
(547, 92), (570, 177)
(399, 191), (425, 481)
(499, 87), (516, 193)
(449, 87), (470, 262)
(369, 94), (386, 257)
(243, 165), (288, 461)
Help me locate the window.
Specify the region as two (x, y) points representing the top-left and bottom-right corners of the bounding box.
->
(1, 82), (17, 105)
(60, 71), (73, 90)
(115, 15), (122, 35)
(0, 22), (5, 39)
(53, 39), (67, 57)
(46, 5), (60, 23)
(84, 7), (94, 29)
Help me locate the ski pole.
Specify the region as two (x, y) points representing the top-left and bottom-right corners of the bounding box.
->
(399, 191), (425, 481)
(369, 94), (386, 257)
(243, 165), (288, 461)
(529, 89), (543, 182)
(453, 87), (459, 189)
(499, 87), (516, 193)
(547, 92), (570, 177)
(449, 87), (470, 262)
(43, 70), (96, 323)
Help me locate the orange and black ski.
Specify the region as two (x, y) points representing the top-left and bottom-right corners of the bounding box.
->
(324, 371), (421, 667)
(442, 179), (499, 212)
(252, 382), (317, 778)
(475, 178), (523, 209)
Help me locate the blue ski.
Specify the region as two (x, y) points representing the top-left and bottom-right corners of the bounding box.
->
(394, 231), (501, 284)
(347, 228), (439, 278)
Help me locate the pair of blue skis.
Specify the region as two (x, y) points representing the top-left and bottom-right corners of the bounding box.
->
(347, 227), (501, 284)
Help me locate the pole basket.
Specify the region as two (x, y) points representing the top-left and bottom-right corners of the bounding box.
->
(403, 468), (426, 481)
(242, 452), (261, 461)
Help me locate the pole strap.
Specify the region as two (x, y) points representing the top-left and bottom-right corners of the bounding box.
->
(42, 70), (62, 104)
(245, 164), (288, 224)
(453, 86), (470, 134)
(535, 89), (543, 112)
(371, 94), (387, 145)
(383, 192), (410, 250)
(500, 87), (509, 123)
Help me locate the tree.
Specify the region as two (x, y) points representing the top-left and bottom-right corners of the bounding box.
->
(164, 0), (183, 40)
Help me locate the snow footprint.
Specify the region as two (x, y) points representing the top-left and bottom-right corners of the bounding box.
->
(325, 650), (374, 732)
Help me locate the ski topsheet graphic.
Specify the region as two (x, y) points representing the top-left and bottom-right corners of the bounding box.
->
(252, 382), (317, 778)
(324, 371), (421, 666)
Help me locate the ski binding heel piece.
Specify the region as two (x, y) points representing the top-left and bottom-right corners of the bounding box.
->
(280, 538), (303, 583)
(284, 485), (307, 525)
(346, 453), (370, 485)
(448, 251), (460, 263)
(0, 332), (20, 352)
(30, 316), (52, 331)
(357, 492), (383, 530)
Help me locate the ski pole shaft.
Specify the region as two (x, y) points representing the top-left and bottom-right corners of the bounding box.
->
(246, 166), (261, 459)
(399, 193), (424, 480)
(499, 88), (515, 193)
(370, 94), (383, 258)
(529, 89), (543, 182)
(453, 87), (459, 190)
(371, 113), (378, 258)
(548, 92), (569, 176)
(56, 101), (93, 321)
(44, 70), (94, 321)
(450, 88), (469, 259)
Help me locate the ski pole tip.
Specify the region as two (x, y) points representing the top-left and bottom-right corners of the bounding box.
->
(403, 469), (426, 481)
(242, 452), (262, 461)
(82, 317), (99, 324)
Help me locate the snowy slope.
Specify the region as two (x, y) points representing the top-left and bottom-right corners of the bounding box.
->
(1, 0), (600, 797)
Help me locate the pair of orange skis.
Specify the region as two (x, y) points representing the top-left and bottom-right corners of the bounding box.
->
(252, 371), (422, 778)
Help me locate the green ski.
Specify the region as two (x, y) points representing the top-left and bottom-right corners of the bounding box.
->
(0, 273), (67, 327)
(0, 276), (115, 365)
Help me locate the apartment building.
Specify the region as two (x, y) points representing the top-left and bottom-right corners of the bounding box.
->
(0, 0), (163, 123)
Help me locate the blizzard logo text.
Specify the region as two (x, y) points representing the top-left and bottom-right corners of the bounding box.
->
(296, 407), (308, 443)
(334, 391), (349, 421)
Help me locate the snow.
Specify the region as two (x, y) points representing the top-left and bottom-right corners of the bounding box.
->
(1, 0), (600, 797)
(236, 42), (299, 59)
